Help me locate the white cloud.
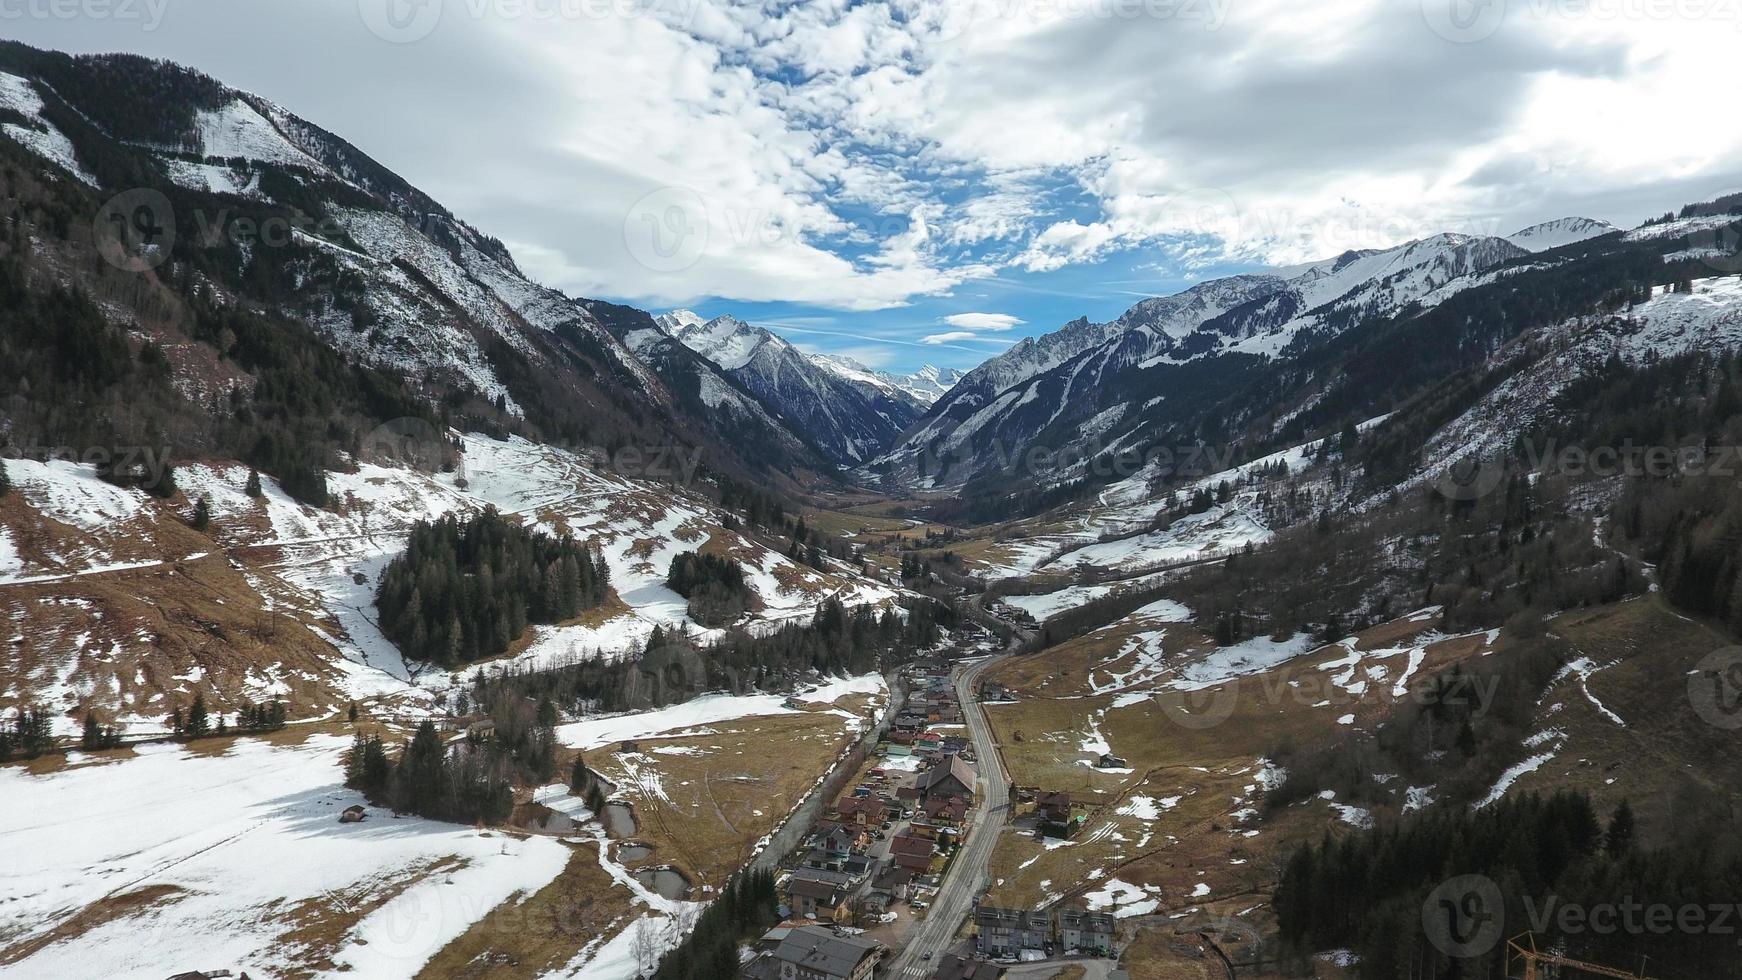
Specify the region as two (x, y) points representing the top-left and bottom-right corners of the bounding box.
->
(944, 312), (1024, 331)
(13, 0), (1741, 315)
(921, 331), (981, 344)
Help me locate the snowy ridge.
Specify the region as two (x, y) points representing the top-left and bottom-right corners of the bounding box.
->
(646, 311), (920, 465)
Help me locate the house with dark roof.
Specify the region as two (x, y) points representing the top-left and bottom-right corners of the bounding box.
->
(1035, 791), (1072, 823)
(788, 876), (849, 920)
(1058, 906), (1117, 955)
(921, 795), (968, 827)
(973, 904), (1052, 957)
(918, 756), (977, 803)
(742, 925), (884, 980)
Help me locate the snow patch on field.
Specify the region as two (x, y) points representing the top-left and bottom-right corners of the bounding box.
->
(0, 734), (570, 979)
(1082, 878), (1162, 917)
(556, 675), (881, 751)
(5, 458), (147, 533)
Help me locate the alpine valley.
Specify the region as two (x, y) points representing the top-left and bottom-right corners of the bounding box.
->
(5, 40), (1742, 980)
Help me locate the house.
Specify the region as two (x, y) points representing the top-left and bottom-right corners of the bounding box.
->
(973, 904), (1051, 957)
(869, 865), (913, 906)
(788, 876), (849, 920)
(338, 804), (367, 824)
(889, 833), (937, 873)
(1059, 906), (1117, 955)
(921, 796), (968, 827)
(918, 756), (977, 803)
(836, 796), (888, 827)
(978, 680), (1013, 702)
(931, 954), (1006, 980)
(1096, 753), (1129, 769)
(1035, 792), (1072, 823)
(741, 925), (884, 980)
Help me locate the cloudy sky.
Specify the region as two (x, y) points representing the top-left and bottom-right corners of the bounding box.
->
(12, 0), (1742, 371)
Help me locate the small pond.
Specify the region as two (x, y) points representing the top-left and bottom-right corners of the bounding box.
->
(601, 801), (638, 838)
(634, 866), (693, 901)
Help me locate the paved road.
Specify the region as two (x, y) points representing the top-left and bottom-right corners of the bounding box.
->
(885, 647), (1017, 977)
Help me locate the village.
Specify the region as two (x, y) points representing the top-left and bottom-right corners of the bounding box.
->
(739, 656), (1129, 980)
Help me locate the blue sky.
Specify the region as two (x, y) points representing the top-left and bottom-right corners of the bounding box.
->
(8, 0), (1740, 374)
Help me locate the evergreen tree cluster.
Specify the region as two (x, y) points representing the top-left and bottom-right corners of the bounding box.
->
(376, 508), (608, 667)
(664, 551), (752, 627)
(0, 705), (55, 760)
(1275, 791), (1742, 978)
(473, 597), (955, 718)
(80, 713), (122, 750)
(345, 720), (515, 825)
(649, 867), (779, 980)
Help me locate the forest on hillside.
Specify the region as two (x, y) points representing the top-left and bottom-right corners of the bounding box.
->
(376, 508), (609, 667)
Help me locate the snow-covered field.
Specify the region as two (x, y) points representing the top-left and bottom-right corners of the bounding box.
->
(0, 735), (571, 979)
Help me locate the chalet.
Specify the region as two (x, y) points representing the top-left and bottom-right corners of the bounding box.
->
(915, 732), (944, 754)
(869, 865), (913, 906)
(1035, 792), (1072, 823)
(931, 954), (1006, 980)
(836, 796), (888, 827)
(889, 832), (937, 874)
(742, 925), (884, 980)
(978, 680), (1013, 702)
(1059, 906), (1117, 955)
(787, 876), (849, 920)
(973, 904), (1051, 957)
(1095, 753), (1129, 769)
(918, 756), (977, 803)
(921, 796), (968, 827)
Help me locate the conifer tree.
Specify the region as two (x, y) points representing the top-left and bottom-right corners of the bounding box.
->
(185, 692), (210, 738)
(191, 495), (211, 530)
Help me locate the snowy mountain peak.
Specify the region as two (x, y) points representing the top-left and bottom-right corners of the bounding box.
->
(812, 355), (965, 408)
(1505, 217), (1617, 253)
(654, 308), (709, 336)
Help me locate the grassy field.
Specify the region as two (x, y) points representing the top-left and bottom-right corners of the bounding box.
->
(977, 605), (1507, 929)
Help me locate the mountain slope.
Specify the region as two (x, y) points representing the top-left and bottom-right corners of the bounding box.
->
(651, 312), (921, 465)
(875, 226), (1597, 497)
(0, 42), (827, 496)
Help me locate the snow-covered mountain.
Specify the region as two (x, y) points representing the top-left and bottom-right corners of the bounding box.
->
(810, 354), (964, 409)
(648, 311), (922, 464)
(877, 224), (1592, 489)
(0, 45), (846, 488)
(1505, 216), (1618, 253)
